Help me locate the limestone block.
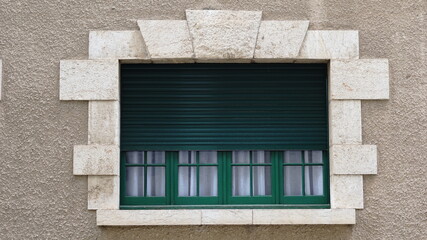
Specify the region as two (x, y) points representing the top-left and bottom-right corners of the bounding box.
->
(330, 59), (390, 100)
(201, 210), (252, 225)
(186, 10), (262, 60)
(253, 209), (355, 225)
(89, 31), (149, 60)
(88, 101), (119, 145)
(97, 210), (202, 226)
(254, 21), (309, 59)
(59, 60), (119, 100)
(298, 31), (359, 59)
(329, 100), (362, 145)
(88, 176), (119, 210)
(331, 145), (377, 175)
(73, 145), (119, 175)
(330, 175), (364, 209)
(137, 20), (194, 61)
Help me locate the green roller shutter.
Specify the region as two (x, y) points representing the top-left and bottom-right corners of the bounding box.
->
(120, 64), (328, 151)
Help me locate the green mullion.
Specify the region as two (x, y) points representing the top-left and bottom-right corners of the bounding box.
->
(301, 151), (305, 196)
(196, 151), (200, 197)
(143, 151), (147, 197)
(250, 151), (253, 197)
(125, 164), (165, 167)
(177, 164), (217, 166)
(281, 163), (322, 166)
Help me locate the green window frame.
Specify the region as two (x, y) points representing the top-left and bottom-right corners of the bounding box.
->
(120, 150), (329, 209)
(120, 63), (329, 209)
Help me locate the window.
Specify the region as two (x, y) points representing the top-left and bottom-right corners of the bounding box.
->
(120, 64), (329, 209)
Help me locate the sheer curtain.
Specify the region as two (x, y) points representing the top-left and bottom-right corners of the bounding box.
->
(178, 151), (218, 197)
(125, 151), (165, 197)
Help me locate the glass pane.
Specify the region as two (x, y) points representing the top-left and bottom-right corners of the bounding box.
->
(126, 151), (144, 164)
(199, 151), (217, 164)
(284, 166), (302, 196)
(252, 151), (271, 164)
(126, 166), (144, 196)
(146, 151), (165, 164)
(305, 166), (323, 196)
(146, 167), (165, 196)
(253, 166), (271, 196)
(179, 151), (197, 164)
(199, 167), (218, 196)
(178, 167), (197, 196)
(305, 151), (323, 163)
(232, 151), (250, 164)
(232, 166), (250, 196)
(284, 151), (302, 163)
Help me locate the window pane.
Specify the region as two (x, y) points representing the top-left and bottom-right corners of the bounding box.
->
(126, 151), (144, 164)
(305, 151), (323, 163)
(253, 166), (271, 196)
(232, 151), (250, 164)
(199, 167), (218, 196)
(232, 166), (250, 196)
(305, 166), (323, 196)
(126, 166), (144, 196)
(252, 151), (271, 164)
(199, 151), (217, 164)
(179, 151), (197, 164)
(146, 167), (165, 197)
(284, 151), (302, 163)
(178, 167), (197, 196)
(146, 151), (165, 164)
(284, 166), (302, 196)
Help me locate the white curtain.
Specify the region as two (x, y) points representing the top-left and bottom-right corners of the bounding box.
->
(304, 151), (323, 195)
(126, 151), (166, 197)
(178, 151), (218, 197)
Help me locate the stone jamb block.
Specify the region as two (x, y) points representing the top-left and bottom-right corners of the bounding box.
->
(330, 175), (364, 209)
(254, 21), (309, 59)
(88, 101), (120, 145)
(298, 30), (359, 59)
(88, 176), (119, 210)
(73, 145), (119, 175)
(137, 20), (194, 61)
(331, 145), (377, 175)
(97, 210), (202, 226)
(89, 31), (150, 60)
(329, 100), (362, 145)
(186, 10), (262, 60)
(253, 209), (355, 225)
(330, 59), (390, 100)
(201, 210), (252, 225)
(60, 60), (119, 100)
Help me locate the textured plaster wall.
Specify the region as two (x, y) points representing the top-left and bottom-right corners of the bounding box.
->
(0, 0), (425, 239)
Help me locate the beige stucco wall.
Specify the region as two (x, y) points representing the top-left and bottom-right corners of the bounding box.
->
(0, 0), (426, 239)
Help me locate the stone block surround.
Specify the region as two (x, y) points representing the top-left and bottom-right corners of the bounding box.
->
(59, 10), (390, 226)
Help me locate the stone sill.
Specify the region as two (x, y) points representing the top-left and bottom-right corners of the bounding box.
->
(97, 209), (355, 226)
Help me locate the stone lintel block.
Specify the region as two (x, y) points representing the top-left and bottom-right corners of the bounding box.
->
(330, 175), (364, 209)
(88, 176), (119, 210)
(253, 209), (355, 224)
(329, 100), (362, 145)
(97, 210), (202, 226)
(255, 21), (309, 59)
(73, 145), (119, 175)
(201, 210), (252, 225)
(330, 59), (390, 100)
(298, 30), (359, 59)
(60, 60), (119, 100)
(89, 31), (149, 60)
(331, 145), (377, 175)
(88, 101), (119, 145)
(186, 10), (262, 60)
(137, 20), (194, 60)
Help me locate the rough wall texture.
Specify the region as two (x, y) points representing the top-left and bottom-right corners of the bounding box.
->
(0, 0), (426, 239)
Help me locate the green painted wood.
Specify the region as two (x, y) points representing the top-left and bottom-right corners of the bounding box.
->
(120, 64), (328, 151)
